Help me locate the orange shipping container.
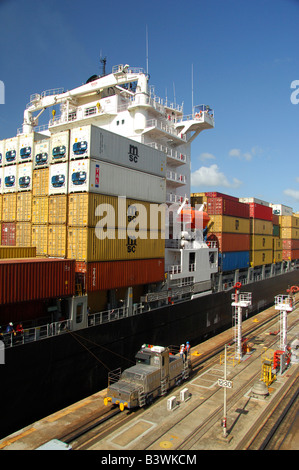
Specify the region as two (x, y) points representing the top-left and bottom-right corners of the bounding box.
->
(207, 232), (250, 252)
(0, 258), (75, 304)
(282, 239), (299, 250)
(82, 259), (165, 291)
(282, 249), (299, 260)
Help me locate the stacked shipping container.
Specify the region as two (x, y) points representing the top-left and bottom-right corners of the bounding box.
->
(204, 193), (250, 271)
(67, 125), (166, 292)
(280, 214), (299, 260)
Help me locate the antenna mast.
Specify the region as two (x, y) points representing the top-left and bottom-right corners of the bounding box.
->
(146, 25), (149, 74)
(192, 63), (194, 115)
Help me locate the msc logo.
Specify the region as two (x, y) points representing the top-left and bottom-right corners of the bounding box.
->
(0, 81), (4, 104)
(128, 144), (139, 163)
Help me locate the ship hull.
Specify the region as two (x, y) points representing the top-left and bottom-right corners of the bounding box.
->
(1, 269), (298, 439)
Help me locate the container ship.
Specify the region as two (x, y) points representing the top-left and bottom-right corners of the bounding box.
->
(0, 62), (298, 439)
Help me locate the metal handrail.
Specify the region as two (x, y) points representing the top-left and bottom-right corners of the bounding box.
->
(1, 319), (72, 348)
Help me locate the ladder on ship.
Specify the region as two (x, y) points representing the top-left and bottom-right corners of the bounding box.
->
(182, 360), (190, 380)
(138, 386), (146, 407)
(160, 377), (168, 395)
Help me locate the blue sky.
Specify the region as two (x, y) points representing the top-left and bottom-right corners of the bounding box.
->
(0, 0), (299, 210)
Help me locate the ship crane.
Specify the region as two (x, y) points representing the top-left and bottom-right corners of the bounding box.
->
(231, 282), (252, 360)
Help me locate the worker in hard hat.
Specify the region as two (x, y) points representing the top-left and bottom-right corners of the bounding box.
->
(185, 341), (191, 360)
(180, 344), (185, 361)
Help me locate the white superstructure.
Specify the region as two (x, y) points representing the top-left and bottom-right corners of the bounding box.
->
(17, 63), (217, 296)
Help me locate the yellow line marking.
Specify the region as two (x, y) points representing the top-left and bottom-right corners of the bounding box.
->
(0, 428), (36, 449)
(46, 399), (92, 422)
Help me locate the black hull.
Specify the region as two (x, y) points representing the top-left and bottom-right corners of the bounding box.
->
(1, 269), (298, 439)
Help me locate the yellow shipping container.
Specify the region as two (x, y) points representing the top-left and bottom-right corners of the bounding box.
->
(207, 215), (250, 234)
(2, 193), (17, 222)
(48, 225), (67, 257)
(281, 227), (299, 240)
(49, 195), (68, 224)
(0, 195), (2, 221)
(0, 245), (36, 259)
(16, 192), (32, 222)
(273, 250), (283, 263)
(0, 246), (29, 260)
(190, 193), (208, 206)
(32, 197), (49, 224)
(273, 238), (282, 250)
(250, 250), (273, 267)
(32, 168), (49, 196)
(31, 224), (48, 256)
(67, 227), (165, 262)
(279, 215), (299, 228)
(16, 222), (32, 246)
(250, 234), (273, 251)
(68, 193), (165, 230)
(250, 219), (272, 235)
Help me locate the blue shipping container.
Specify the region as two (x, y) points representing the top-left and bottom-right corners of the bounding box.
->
(219, 251), (250, 272)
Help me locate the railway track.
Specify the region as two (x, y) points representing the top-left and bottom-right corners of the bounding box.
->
(50, 305), (298, 450)
(237, 373), (299, 450)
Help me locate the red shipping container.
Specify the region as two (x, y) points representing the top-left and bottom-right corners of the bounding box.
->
(1, 223), (16, 246)
(282, 249), (299, 260)
(248, 203), (273, 221)
(84, 258), (165, 291)
(207, 232), (250, 252)
(207, 198), (249, 218)
(282, 239), (299, 250)
(272, 214), (279, 225)
(205, 192), (238, 202)
(0, 258), (76, 304)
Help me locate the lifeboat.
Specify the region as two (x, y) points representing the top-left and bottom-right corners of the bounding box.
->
(177, 208), (209, 230)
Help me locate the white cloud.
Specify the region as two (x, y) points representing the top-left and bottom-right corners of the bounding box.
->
(198, 152), (216, 162)
(228, 148), (241, 158)
(229, 146), (263, 161)
(191, 164), (242, 188)
(283, 189), (299, 201)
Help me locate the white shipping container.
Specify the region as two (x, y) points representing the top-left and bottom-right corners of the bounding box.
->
(239, 197), (270, 207)
(17, 162), (33, 191)
(49, 162), (68, 195)
(18, 132), (45, 164)
(0, 139), (5, 167)
(3, 165), (17, 192)
(50, 130), (70, 164)
(270, 203), (293, 216)
(68, 159), (166, 203)
(34, 138), (50, 168)
(70, 125), (166, 177)
(4, 136), (18, 166)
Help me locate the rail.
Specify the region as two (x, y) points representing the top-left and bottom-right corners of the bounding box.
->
(1, 319), (72, 348)
(1, 304), (145, 349)
(145, 141), (187, 163)
(145, 119), (187, 141)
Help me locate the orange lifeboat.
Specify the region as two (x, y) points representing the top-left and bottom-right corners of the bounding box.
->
(177, 208), (209, 229)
